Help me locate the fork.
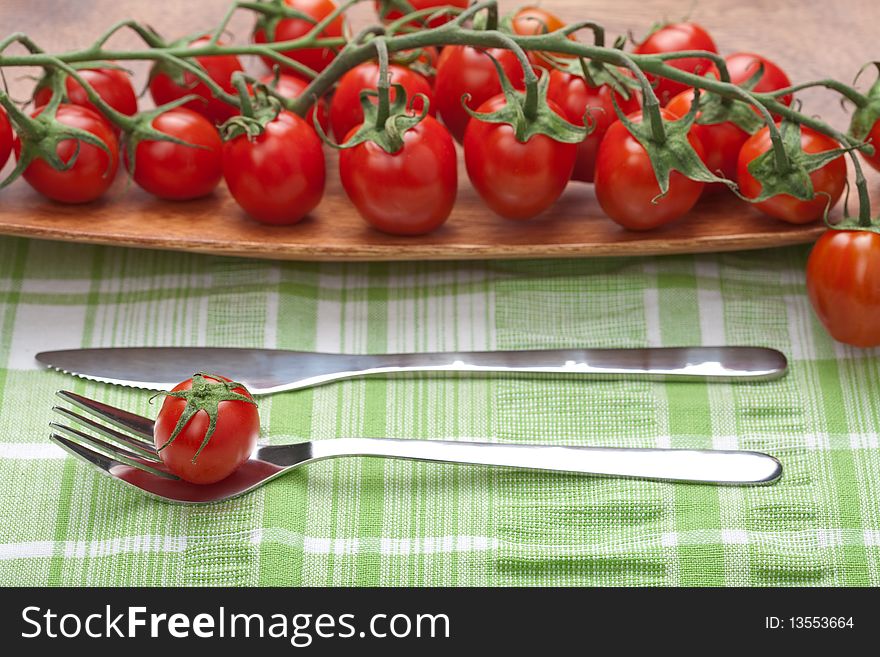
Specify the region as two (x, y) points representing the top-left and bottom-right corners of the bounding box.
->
(49, 391), (783, 504)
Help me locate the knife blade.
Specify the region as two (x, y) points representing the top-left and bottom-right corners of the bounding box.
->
(35, 346), (788, 395)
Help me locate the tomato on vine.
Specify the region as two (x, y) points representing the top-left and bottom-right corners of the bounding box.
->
(375, 0), (468, 28)
(547, 69), (640, 182)
(464, 94), (578, 220)
(15, 104), (119, 203)
(434, 45), (527, 142)
(0, 107), (12, 170)
(253, 0), (345, 75)
(666, 87), (748, 182)
(737, 124), (846, 224)
(594, 109), (707, 230)
(329, 62), (433, 141)
(807, 230), (880, 348)
(725, 52), (793, 108)
(259, 72), (330, 133)
(126, 107), (223, 201)
(510, 5), (577, 69)
(633, 22), (719, 106)
(223, 110), (326, 225)
(149, 35), (244, 124)
(340, 114), (457, 235)
(861, 119), (880, 172)
(34, 68), (138, 124)
(154, 373), (260, 484)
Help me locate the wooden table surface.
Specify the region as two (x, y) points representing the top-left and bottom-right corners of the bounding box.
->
(0, 0), (877, 261)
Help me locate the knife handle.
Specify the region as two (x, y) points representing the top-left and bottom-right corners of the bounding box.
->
(327, 347), (787, 383)
(260, 438), (783, 485)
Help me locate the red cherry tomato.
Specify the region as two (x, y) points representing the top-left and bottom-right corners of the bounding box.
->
(154, 374), (259, 485)
(633, 22), (719, 106)
(463, 95), (577, 220)
(594, 109), (706, 230)
(127, 108), (223, 201)
(340, 115), (457, 235)
(434, 45), (527, 143)
(861, 119), (880, 172)
(253, 0), (345, 75)
(15, 104), (119, 203)
(737, 124), (846, 224)
(0, 107), (12, 170)
(33, 68), (138, 123)
(666, 87), (748, 181)
(223, 111), (325, 225)
(259, 73), (330, 134)
(547, 70), (641, 182)
(511, 5), (576, 68)
(725, 52), (792, 108)
(329, 62), (433, 142)
(375, 0), (468, 28)
(149, 36), (244, 125)
(807, 230), (880, 348)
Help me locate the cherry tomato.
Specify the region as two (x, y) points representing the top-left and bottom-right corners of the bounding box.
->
(15, 104), (119, 203)
(0, 107), (12, 170)
(149, 36), (244, 125)
(666, 87), (748, 181)
(861, 119), (880, 172)
(223, 110), (325, 224)
(33, 68), (138, 125)
(725, 52), (792, 108)
(259, 73), (329, 133)
(329, 62), (433, 142)
(807, 230), (880, 348)
(253, 0), (345, 75)
(737, 125), (846, 224)
(154, 374), (259, 485)
(547, 70), (640, 182)
(340, 115), (457, 235)
(375, 0), (468, 28)
(594, 109), (706, 230)
(633, 22), (719, 106)
(434, 45), (527, 143)
(511, 6), (576, 68)
(127, 108), (222, 201)
(463, 95), (577, 220)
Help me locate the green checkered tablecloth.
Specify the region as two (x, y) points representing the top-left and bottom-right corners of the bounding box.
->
(1, 235), (878, 586)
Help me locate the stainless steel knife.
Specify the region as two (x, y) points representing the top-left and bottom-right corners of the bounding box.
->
(35, 346), (788, 395)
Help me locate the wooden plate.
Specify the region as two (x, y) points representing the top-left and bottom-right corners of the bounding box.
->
(0, 0), (875, 261)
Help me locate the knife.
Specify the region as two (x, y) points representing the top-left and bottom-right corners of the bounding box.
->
(35, 346), (788, 395)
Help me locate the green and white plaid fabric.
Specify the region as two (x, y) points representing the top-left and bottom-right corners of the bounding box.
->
(1, 236), (878, 586)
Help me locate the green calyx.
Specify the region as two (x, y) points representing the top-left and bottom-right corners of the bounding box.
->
(613, 89), (735, 198)
(549, 53), (638, 101)
(250, 0), (318, 43)
(155, 373), (257, 463)
(320, 84), (427, 154)
(220, 76), (283, 141)
(746, 118), (854, 202)
(122, 95), (213, 175)
(694, 87), (764, 134)
(463, 59), (587, 144)
(0, 87), (113, 189)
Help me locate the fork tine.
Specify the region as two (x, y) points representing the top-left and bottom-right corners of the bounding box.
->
(50, 425), (177, 480)
(51, 433), (117, 474)
(52, 406), (157, 458)
(50, 419), (160, 463)
(56, 390), (154, 440)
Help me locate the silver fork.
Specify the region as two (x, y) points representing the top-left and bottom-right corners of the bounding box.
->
(49, 391), (783, 505)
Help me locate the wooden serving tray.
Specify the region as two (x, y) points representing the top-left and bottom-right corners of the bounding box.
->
(0, 0), (875, 261)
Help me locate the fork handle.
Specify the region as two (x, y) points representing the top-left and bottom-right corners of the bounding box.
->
(267, 438), (781, 485)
